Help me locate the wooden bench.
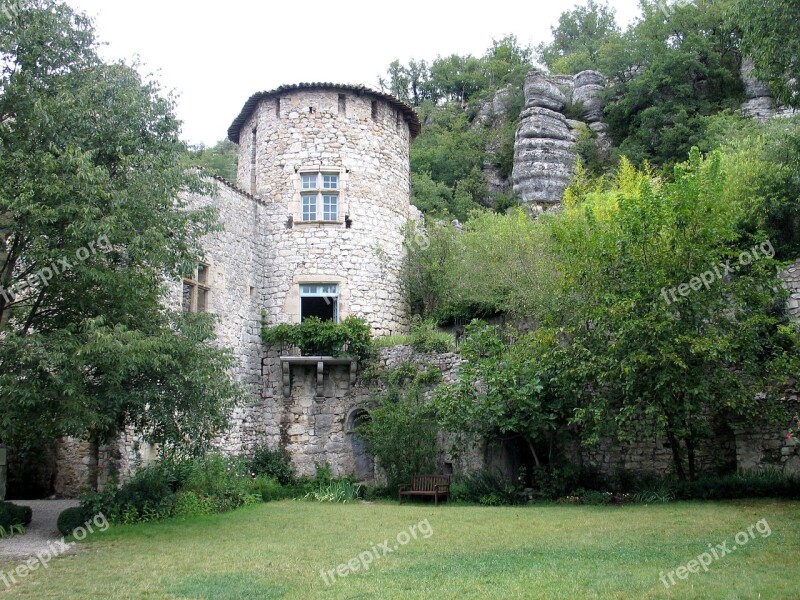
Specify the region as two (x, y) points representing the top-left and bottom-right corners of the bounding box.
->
(398, 474), (451, 505)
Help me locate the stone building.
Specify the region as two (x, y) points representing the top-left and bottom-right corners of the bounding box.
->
(42, 78), (800, 496)
(170, 83), (422, 478)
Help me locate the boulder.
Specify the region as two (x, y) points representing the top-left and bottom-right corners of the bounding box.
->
(524, 72), (567, 111)
(573, 70), (607, 122)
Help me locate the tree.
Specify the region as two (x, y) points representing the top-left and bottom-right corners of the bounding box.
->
(358, 363), (440, 488)
(0, 1), (240, 458)
(187, 139), (239, 181)
(603, 0), (744, 168)
(551, 152), (795, 479)
(434, 322), (571, 469)
(735, 0), (800, 107)
(537, 0), (621, 74)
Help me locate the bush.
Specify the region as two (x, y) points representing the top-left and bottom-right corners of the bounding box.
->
(451, 471), (519, 505)
(247, 445), (295, 485)
(361, 484), (392, 501)
(675, 470), (800, 500)
(251, 476), (292, 502)
(582, 490), (613, 505)
(409, 317), (452, 353)
(57, 507), (88, 536)
(0, 501), (32, 529)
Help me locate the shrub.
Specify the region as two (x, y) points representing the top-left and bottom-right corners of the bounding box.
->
(409, 317), (452, 353)
(675, 470), (800, 500)
(0, 501), (32, 529)
(357, 363), (440, 489)
(173, 491), (217, 517)
(451, 471), (519, 505)
(251, 476), (291, 502)
(361, 484), (392, 501)
(247, 445), (295, 485)
(261, 315), (372, 360)
(582, 490), (613, 505)
(57, 507), (88, 536)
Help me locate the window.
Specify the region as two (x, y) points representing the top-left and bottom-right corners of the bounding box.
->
(302, 194), (317, 221)
(182, 263), (210, 313)
(300, 284), (339, 322)
(298, 171), (339, 221)
(323, 195), (338, 220)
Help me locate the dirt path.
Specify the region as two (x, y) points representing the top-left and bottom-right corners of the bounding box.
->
(0, 499), (79, 559)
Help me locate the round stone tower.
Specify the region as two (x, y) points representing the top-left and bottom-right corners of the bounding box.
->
(227, 83), (419, 337)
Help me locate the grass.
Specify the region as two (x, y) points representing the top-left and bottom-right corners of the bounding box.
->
(1, 499), (799, 599)
(372, 334), (414, 348)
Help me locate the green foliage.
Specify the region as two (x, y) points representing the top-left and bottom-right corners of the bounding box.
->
(536, 0), (621, 74)
(434, 322), (570, 469)
(80, 453), (270, 525)
(602, 0), (744, 167)
(418, 148), (797, 482)
(385, 37), (533, 218)
(555, 152), (795, 480)
(0, 523), (25, 538)
(0, 501), (32, 529)
(57, 507), (89, 537)
(403, 211), (553, 323)
(674, 470), (800, 500)
(247, 445), (295, 485)
(0, 1), (239, 454)
(735, 0), (800, 108)
(410, 105), (487, 220)
(409, 317), (452, 353)
(261, 315), (372, 360)
(710, 114), (800, 260)
(450, 471), (520, 505)
(304, 479), (363, 503)
(358, 363), (441, 489)
(186, 139), (238, 181)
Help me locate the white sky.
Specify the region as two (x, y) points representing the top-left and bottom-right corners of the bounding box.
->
(66, 0), (643, 146)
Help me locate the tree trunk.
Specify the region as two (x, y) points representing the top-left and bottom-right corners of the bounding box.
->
(666, 429), (687, 481)
(525, 437), (541, 468)
(685, 436), (696, 481)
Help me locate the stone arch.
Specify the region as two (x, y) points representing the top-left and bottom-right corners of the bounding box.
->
(346, 407), (374, 481)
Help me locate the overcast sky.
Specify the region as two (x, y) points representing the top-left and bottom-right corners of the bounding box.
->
(67, 0), (643, 146)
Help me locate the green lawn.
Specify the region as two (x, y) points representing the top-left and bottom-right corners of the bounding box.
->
(2, 500), (799, 599)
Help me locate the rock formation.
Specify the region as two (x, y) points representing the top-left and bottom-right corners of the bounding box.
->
(512, 69), (608, 211)
(740, 58), (797, 121)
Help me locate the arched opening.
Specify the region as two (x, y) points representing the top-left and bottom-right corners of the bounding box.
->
(346, 408), (374, 481)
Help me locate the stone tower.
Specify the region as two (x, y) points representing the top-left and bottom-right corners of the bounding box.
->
(227, 83), (420, 336)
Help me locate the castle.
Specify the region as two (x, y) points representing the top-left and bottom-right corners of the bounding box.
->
(46, 78), (800, 496)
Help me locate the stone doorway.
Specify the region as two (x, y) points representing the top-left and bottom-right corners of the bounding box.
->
(346, 409), (374, 481)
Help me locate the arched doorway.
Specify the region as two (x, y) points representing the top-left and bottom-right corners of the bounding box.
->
(346, 408), (374, 481)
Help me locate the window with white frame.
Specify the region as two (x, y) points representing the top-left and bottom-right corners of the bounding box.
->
(300, 283), (339, 322)
(299, 171), (339, 221)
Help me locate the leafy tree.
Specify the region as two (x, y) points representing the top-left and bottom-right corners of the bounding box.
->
(537, 0), (621, 74)
(187, 139), (238, 181)
(708, 113), (800, 260)
(550, 152), (795, 479)
(735, 0), (800, 107)
(0, 1), (239, 457)
(603, 0), (744, 168)
(434, 322), (571, 468)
